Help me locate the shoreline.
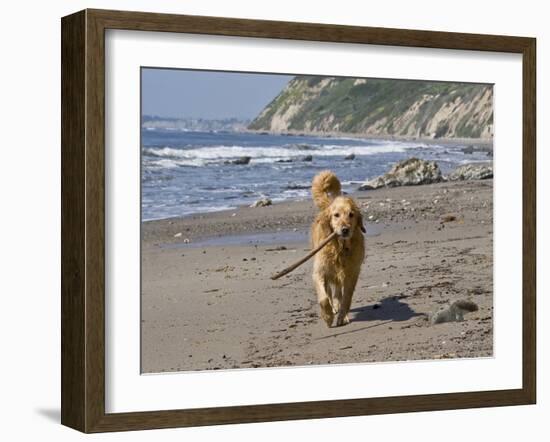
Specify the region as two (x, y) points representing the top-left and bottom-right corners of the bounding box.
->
(141, 129), (493, 222)
(142, 180), (493, 245)
(142, 179), (493, 373)
(243, 128), (493, 148)
(141, 162), (493, 227)
(144, 125), (493, 148)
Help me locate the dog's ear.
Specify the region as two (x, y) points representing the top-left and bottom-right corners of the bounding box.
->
(319, 209), (334, 236)
(358, 211), (366, 233)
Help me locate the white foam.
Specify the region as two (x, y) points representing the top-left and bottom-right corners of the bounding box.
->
(142, 204), (236, 221)
(145, 158), (205, 168)
(143, 141), (425, 167)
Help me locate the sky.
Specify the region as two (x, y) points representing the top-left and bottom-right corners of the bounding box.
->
(141, 68), (293, 120)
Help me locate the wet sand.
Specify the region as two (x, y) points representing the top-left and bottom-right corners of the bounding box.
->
(141, 179), (493, 373)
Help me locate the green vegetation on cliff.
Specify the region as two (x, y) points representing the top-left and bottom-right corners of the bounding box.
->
(249, 76), (493, 139)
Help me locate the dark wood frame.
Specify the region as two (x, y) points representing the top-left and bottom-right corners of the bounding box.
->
(61, 8), (536, 433)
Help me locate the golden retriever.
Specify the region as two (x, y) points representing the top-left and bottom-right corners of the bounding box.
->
(311, 171), (365, 327)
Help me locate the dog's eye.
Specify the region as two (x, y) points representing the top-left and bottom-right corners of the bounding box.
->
(333, 213), (340, 218)
(349, 213), (354, 218)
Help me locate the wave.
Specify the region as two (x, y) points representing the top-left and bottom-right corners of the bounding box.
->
(142, 141), (426, 168)
(142, 204), (236, 222)
(145, 158), (205, 168)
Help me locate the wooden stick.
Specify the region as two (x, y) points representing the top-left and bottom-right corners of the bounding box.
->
(270, 231), (337, 280)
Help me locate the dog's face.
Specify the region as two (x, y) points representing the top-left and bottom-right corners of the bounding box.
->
(327, 197), (366, 239)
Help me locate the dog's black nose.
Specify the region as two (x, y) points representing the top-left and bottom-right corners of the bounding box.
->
(342, 227), (350, 235)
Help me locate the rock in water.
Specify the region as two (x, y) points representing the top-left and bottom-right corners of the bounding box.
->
(344, 153), (356, 160)
(460, 144), (493, 155)
(285, 183), (309, 190)
(448, 163), (493, 181)
(358, 157), (443, 190)
(301, 154), (313, 162)
(250, 198), (272, 208)
(226, 156), (251, 165)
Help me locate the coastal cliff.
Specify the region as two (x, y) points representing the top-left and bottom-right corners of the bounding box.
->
(249, 76), (493, 140)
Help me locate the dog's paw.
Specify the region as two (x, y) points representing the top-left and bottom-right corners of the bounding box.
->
(336, 314), (350, 327)
(320, 310), (334, 327)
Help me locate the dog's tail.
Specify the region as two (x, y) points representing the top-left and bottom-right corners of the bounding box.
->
(312, 170), (342, 210)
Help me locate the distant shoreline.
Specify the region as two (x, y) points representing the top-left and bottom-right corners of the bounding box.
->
(143, 125), (493, 148)
(245, 128), (493, 148)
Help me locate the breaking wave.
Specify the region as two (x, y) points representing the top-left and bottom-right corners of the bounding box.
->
(142, 142), (429, 168)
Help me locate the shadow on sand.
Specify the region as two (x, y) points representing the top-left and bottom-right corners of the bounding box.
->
(316, 295), (425, 340)
(350, 295), (424, 323)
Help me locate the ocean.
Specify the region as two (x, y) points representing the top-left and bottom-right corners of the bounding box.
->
(141, 129), (489, 221)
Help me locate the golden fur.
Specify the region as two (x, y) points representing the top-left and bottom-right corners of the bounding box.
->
(310, 171), (366, 327)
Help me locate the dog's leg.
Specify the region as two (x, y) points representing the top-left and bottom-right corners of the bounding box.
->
(326, 283), (338, 314)
(332, 284), (342, 315)
(313, 272), (334, 327)
(336, 276), (359, 327)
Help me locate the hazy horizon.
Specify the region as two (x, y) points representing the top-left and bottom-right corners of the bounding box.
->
(141, 68), (293, 120)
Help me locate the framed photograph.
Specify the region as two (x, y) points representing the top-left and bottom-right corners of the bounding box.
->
(61, 9), (536, 433)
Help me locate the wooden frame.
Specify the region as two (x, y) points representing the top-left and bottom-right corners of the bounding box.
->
(61, 8), (536, 433)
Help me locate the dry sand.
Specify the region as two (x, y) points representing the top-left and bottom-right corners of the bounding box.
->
(141, 179), (493, 373)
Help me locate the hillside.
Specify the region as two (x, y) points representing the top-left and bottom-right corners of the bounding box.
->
(248, 76), (493, 139)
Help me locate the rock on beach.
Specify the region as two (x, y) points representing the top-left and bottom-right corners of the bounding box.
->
(358, 158), (443, 190)
(250, 198), (273, 208)
(448, 163), (493, 181)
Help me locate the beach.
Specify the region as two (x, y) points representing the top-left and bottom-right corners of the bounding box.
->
(141, 178), (493, 373)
